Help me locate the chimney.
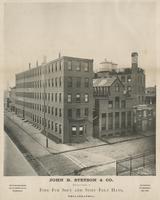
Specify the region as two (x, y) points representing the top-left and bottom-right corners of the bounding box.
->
(59, 52), (61, 58)
(29, 63), (31, 69)
(131, 52), (138, 68)
(43, 56), (47, 64)
(36, 60), (38, 67)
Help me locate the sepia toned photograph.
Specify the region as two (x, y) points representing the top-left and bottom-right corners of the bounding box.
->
(3, 1), (156, 177)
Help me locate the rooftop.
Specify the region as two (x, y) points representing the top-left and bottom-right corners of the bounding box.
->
(93, 77), (117, 87)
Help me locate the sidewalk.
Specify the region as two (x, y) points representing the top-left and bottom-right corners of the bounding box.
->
(102, 134), (145, 144)
(5, 111), (105, 154)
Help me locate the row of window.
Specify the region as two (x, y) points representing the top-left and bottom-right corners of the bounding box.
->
(67, 94), (89, 103)
(71, 125), (84, 136)
(67, 77), (90, 88)
(101, 111), (132, 130)
(33, 115), (62, 134)
(108, 98), (126, 109)
(16, 77), (62, 89)
(16, 60), (90, 81)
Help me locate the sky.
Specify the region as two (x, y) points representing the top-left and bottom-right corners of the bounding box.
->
(3, 1), (157, 89)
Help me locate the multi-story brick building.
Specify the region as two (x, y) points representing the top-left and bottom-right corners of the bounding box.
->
(93, 77), (133, 138)
(95, 52), (145, 105)
(15, 56), (94, 143)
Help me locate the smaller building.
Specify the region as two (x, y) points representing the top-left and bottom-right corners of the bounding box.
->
(93, 76), (133, 138)
(145, 86), (156, 105)
(133, 104), (155, 133)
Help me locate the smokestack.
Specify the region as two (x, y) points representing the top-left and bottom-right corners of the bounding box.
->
(59, 52), (61, 58)
(29, 63), (31, 69)
(131, 52), (138, 68)
(36, 60), (38, 67)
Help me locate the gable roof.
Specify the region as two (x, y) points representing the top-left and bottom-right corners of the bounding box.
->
(93, 77), (117, 87)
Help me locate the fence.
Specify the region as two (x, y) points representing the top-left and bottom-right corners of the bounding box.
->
(116, 151), (156, 176)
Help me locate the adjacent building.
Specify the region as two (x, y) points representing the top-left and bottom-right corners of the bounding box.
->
(145, 86), (156, 105)
(133, 104), (155, 133)
(93, 76), (133, 138)
(15, 56), (94, 143)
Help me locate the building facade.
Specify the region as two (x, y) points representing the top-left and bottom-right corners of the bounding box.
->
(15, 56), (94, 143)
(93, 77), (133, 138)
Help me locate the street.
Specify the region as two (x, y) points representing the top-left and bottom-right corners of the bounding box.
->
(4, 111), (155, 176)
(4, 133), (37, 176)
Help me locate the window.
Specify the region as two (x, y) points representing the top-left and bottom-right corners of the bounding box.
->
(55, 62), (57, 71)
(52, 107), (54, 115)
(127, 75), (131, 82)
(48, 93), (50, 101)
(79, 126), (84, 136)
(115, 112), (120, 128)
(55, 123), (58, 132)
(121, 76), (125, 82)
(115, 83), (120, 92)
(48, 120), (50, 129)
(67, 61), (72, 70)
(72, 126), (77, 136)
(84, 94), (89, 102)
(48, 79), (50, 87)
(108, 113), (113, 130)
(48, 106), (50, 114)
(121, 112), (126, 128)
(67, 77), (72, 87)
(121, 100), (126, 108)
(84, 62), (89, 72)
(52, 93), (54, 101)
(52, 64), (54, 72)
(73, 61), (80, 71)
(59, 77), (61, 87)
(68, 109), (72, 118)
(59, 108), (62, 117)
(55, 108), (58, 116)
(76, 94), (81, 102)
(59, 93), (61, 102)
(84, 78), (89, 87)
(59, 124), (62, 134)
(76, 109), (81, 118)
(67, 94), (72, 103)
(108, 101), (113, 108)
(84, 108), (89, 116)
(52, 78), (54, 87)
(115, 97), (120, 109)
(51, 121), (54, 130)
(101, 113), (106, 130)
(55, 78), (57, 87)
(76, 77), (81, 88)
(55, 93), (57, 102)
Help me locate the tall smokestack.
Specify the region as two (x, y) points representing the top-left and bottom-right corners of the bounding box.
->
(131, 52), (138, 68)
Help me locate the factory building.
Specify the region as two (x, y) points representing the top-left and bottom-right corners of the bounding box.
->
(15, 56), (94, 143)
